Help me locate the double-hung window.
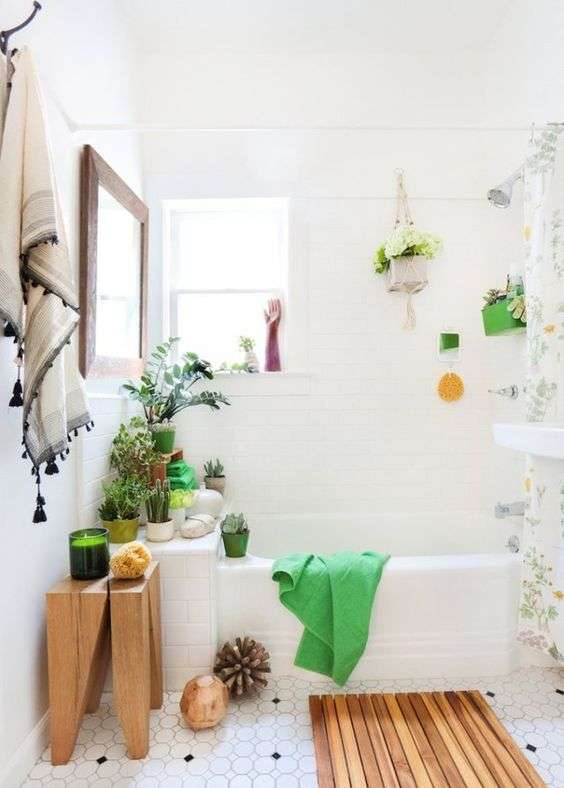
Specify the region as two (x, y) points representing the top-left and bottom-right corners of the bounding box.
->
(167, 198), (288, 371)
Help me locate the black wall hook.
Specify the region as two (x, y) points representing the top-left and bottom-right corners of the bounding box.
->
(0, 2), (42, 56)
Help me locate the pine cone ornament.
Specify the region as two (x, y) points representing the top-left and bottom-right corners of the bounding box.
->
(214, 637), (271, 696)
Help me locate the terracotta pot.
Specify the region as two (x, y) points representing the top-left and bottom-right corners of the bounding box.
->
(146, 519), (174, 542)
(103, 518), (139, 544)
(205, 476), (226, 495)
(149, 461), (167, 484)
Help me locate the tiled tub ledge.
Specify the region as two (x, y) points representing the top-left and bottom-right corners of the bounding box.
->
(134, 526), (222, 691)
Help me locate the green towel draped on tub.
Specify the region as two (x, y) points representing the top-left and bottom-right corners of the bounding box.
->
(272, 551), (390, 686)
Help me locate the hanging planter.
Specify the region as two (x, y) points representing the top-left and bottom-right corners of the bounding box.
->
(372, 170), (442, 330)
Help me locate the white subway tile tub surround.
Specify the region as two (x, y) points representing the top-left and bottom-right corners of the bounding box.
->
(140, 529), (222, 690)
(25, 667), (564, 786)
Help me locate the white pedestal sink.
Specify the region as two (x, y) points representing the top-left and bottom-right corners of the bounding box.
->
(493, 422), (564, 460)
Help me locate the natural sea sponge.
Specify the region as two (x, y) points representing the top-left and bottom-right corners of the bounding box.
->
(437, 372), (464, 402)
(110, 541), (151, 579)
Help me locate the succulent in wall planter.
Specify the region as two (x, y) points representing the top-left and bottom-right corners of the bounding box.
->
(169, 488), (196, 531)
(146, 478), (174, 542)
(204, 458), (226, 495)
(221, 512), (249, 558)
(239, 336), (259, 373)
(150, 420), (176, 455)
(481, 278), (526, 336)
(98, 476), (148, 544)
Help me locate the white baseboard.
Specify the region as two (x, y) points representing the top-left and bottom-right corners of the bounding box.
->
(0, 710), (49, 788)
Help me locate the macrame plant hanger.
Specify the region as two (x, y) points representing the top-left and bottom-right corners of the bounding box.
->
(389, 169), (427, 330)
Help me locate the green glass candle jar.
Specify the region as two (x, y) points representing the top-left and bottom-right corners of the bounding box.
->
(69, 528), (110, 580)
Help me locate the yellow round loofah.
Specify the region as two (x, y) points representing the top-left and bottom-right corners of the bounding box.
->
(110, 541), (152, 579)
(437, 372), (464, 402)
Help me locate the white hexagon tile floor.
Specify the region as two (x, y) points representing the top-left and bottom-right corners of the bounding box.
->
(23, 666), (564, 787)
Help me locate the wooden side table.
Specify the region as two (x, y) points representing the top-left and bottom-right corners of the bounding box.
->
(46, 560), (163, 764)
(46, 575), (110, 765)
(110, 560), (163, 759)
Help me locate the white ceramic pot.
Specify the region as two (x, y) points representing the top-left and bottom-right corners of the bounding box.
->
(187, 485), (224, 518)
(146, 520), (175, 542)
(171, 508), (186, 530)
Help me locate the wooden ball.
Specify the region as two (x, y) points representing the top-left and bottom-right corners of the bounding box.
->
(180, 674), (228, 730)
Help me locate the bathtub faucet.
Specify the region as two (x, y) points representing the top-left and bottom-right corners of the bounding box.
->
(488, 385), (519, 399)
(495, 501), (525, 518)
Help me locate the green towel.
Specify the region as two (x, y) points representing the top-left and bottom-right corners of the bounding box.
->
(272, 551), (389, 686)
(166, 460), (197, 491)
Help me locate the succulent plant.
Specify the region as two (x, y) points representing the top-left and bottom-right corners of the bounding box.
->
(99, 476), (148, 521)
(483, 288), (505, 306)
(110, 418), (160, 479)
(239, 336), (255, 352)
(146, 478), (171, 523)
(204, 458), (225, 478)
(221, 512), (248, 535)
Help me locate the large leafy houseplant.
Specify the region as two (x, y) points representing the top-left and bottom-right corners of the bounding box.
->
(123, 337), (230, 427)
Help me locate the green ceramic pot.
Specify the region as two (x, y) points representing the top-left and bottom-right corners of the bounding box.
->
(151, 427), (175, 454)
(103, 517), (139, 544)
(222, 531), (249, 558)
(482, 300), (526, 336)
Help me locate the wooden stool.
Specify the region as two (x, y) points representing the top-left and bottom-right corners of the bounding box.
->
(46, 561), (163, 764)
(110, 561), (163, 759)
(46, 575), (110, 765)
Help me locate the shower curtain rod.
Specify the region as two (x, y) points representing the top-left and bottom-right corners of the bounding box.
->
(0, 1), (42, 56)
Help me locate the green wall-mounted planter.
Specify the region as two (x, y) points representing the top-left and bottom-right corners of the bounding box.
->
(482, 300), (526, 336)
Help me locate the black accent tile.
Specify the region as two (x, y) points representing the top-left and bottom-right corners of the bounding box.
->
(556, 689), (564, 696)
(526, 744), (537, 753)
(272, 752), (281, 760)
(272, 697), (281, 704)
(184, 754), (194, 762)
(486, 691), (495, 698)
(96, 756), (107, 764)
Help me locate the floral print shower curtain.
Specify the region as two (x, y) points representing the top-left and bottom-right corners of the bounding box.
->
(519, 124), (564, 660)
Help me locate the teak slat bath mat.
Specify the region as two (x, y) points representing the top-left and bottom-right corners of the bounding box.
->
(309, 691), (544, 787)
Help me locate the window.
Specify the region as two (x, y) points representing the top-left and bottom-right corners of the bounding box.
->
(167, 199), (288, 371)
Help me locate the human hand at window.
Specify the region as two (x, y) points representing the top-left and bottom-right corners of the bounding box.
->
(264, 298), (282, 371)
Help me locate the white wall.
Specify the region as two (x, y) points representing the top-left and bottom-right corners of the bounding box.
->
(527, 0), (564, 123)
(136, 23), (529, 523)
(0, 2), (141, 784)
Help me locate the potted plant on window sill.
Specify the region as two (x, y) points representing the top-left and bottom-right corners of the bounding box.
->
(146, 478), (174, 542)
(99, 476), (148, 544)
(123, 337), (230, 445)
(204, 458), (226, 495)
(221, 513), (250, 558)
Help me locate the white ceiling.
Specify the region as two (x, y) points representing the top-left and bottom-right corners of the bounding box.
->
(120, 0), (515, 54)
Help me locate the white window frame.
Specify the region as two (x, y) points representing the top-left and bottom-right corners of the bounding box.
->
(164, 198), (290, 370)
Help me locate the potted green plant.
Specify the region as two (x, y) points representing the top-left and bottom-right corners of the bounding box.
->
(481, 284), (526, 336)
(204, 458), (226, 495)
(170, 488), (196, 530)
(221, 512), (249, 558)
(99, 476), (148, 544)
(146, 478), (174, 542)
(239, 336), (259, 373)
(123, 338), (230, 450)
(110, 417), (161, 478)
(373, 224), (442, 289)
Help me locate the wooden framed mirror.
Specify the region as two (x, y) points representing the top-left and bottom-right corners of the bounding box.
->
(79, 145), (148, 378)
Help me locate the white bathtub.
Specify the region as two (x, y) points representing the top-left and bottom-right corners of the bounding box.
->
(217, 511), (522, 680)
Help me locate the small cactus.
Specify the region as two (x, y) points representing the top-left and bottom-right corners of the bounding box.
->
(204, 458), (225, 478)
(146, 478), (171, 523)
(221, 513), (248, 535)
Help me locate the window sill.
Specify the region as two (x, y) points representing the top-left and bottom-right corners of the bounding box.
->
(212, 371), (311, 397)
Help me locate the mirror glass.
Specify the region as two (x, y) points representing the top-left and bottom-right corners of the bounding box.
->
(438, 331), (461, 364)
(95, 186), (141, 359)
